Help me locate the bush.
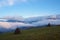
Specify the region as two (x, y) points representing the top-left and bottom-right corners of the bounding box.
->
(47, 23), (51, 27)
(14, 28), (21, 34)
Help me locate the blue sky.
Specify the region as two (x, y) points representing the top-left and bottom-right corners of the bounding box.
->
(0, 0), (60, 18)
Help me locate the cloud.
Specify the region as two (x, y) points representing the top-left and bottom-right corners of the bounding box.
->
(7, 0), (14, 6)
(0, 0), (29, 7)
(0, 0), (17, 7)
(0, 22), (11, 28)
(0, 22), (33, 29)
(0, 0), (38, 7)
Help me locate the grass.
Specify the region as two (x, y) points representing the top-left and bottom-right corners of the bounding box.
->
(0, 26), (60, 40)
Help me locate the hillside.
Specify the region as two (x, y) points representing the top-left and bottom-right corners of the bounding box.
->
(0, 26), (60, 40)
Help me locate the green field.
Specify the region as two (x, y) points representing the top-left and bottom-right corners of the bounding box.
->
(0, 26), (60, 40)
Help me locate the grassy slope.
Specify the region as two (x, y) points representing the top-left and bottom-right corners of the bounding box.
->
(0, 26), (60, 40)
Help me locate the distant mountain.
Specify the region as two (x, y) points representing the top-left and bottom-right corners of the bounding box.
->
(0, 27), (9, 32)
(6, 19), (25, 23)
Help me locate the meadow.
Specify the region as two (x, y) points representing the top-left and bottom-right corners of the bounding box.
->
(0, 26), (60, 40)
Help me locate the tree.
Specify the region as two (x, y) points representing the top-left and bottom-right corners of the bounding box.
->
(14, 28), (21, 34)
(47, 23), (51, 27)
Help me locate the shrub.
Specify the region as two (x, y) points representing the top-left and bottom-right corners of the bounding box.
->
(14, 28), (21, 34)
(47, 23), (51, 27)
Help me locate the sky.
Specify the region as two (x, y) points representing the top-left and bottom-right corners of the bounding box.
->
(0, 0), (60, 18)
